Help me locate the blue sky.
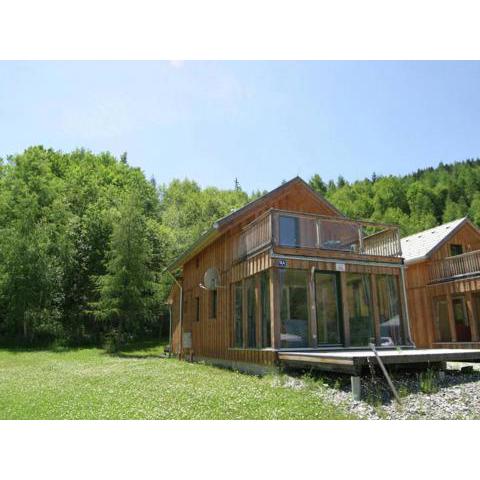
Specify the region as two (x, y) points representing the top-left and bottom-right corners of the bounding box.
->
(1, 61), (480, 192)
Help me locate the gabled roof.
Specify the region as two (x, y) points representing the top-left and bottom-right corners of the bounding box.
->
(167, 176), (343, 272)
(213, 176), (343, 229)
(400, 217), (468, 263)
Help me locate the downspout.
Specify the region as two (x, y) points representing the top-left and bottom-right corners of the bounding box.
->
(166, 303), (172, 357)
(165, 269), (183, 357)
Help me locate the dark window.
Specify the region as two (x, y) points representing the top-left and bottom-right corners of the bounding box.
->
(233, 282), (243, 348)
(260, 271), (271, 348)
(209, 289), (217, 319)
(450, 244), (463, 256)
(279, 215), (300, 247)
(195, 296), (200, 322)
(246, 277), (257, 348)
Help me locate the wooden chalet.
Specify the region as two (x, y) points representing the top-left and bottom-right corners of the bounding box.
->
(402, 217), (480, 349)
(167, 178), (480, 375)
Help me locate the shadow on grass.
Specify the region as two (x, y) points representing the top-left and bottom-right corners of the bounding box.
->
(106, 339), (170, 360)
(0, 344), (85, 354)
(0, 339), (169, 359)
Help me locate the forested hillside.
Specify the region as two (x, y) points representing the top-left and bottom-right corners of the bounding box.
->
(310, 159), (480, 235)
(0, 147), (249, 347)
(1, 146), (479, 347)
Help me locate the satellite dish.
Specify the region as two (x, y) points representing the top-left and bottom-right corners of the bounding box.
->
(203, 267), (221, 290)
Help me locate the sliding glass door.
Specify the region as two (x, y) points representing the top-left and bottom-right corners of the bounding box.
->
(345, 273), (375, 346)
(314, 272), (342, 345)
(376, 275), (403, 346)
(433, 296), (451, 342)
(279, 269), (309, 348)
(452, 296), (471, 342)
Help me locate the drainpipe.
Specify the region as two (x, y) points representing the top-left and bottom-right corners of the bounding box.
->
(400, 265), (415, 347)
(165, 269), (183, 357)
(166, 303), (173, 358)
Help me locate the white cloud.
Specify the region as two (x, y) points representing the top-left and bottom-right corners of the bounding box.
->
(168, 60), (185, 68)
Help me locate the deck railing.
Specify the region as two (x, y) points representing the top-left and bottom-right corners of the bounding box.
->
(233, 209), (402, 261)
(429, 249), (480, 283)
(233, 212), (272, 261)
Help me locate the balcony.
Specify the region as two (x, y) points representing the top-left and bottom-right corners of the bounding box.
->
(429, 250), (480, 283)
(233, 209), (402, 262)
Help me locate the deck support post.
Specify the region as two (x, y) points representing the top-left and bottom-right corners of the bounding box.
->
(351, 376), (361, 401)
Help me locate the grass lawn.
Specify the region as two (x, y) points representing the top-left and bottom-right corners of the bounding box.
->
(0, 343), (354, 420)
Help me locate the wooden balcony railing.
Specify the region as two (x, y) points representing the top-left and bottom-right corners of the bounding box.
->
(233, 209), (402, 261)
(429, 249), (480, 283)
(232, 212), (272, 261)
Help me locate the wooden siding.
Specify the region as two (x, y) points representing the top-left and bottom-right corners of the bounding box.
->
(405, 223), (480, 348)
(430, 222), (480, 261)
(169, 181), (346, 365)
(169, 179), (407, 367)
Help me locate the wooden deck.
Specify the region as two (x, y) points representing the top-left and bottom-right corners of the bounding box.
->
(278, 348), (480, 375)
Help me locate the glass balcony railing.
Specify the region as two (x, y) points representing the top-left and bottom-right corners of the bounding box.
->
(233, 210), (402, 261)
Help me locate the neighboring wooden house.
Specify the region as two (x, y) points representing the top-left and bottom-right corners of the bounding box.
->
(402, 218), (480, 349)
(166, 177), (412, 373)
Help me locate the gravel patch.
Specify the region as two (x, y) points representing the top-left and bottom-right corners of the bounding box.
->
(276, 362), (480, 420)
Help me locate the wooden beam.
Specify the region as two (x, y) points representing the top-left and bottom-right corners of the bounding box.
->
(255, 274), (262, 348)
(309, 267), (318, 348)
(371, 273), (381, 345)
(446, 292), (457, 342)
(242, 278), (247, 348)
(270, 268), (280, 349)
(466, 291), (479, 342)
(397, 274), (410, 344)
(340, 272), (350, 347)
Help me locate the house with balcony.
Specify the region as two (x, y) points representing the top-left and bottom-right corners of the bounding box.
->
(402, 217), (480, 348)
(167, 178), (480, 374)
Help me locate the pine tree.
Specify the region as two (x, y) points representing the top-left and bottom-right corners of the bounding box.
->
(95, 191), (156, 350)
(309, 174), (327, 196)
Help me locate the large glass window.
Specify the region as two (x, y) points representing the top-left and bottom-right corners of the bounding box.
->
(279, 269), (309, 348)
(434, 297), (451, 342)
(246, 277), (257, 348)
(315, 272), (342, 344)
(279, 215), (300, 247)
(346, 273), (374, 346)
(376, 275), (403, 346)
(453, 296), (471, 342)
(260, 271), (271, 348)
(233, 282), (243, 347)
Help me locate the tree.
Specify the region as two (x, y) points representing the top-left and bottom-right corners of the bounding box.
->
(469, 193), (480, 225)
(309, 174), (327, 196)
(443, 198), (467, 223)
(95, 192), (156, 349)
